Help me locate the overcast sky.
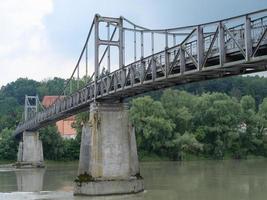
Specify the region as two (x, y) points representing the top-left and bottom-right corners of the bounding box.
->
(0, 0), (267, 87)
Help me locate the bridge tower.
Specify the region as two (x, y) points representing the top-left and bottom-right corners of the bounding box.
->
(16, 95), (44, 168)
(94, 14), (124, 77)
(74, 15), (144, 196)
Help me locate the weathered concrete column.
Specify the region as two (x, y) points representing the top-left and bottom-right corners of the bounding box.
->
(16, 131), (44, 168)
(74, 102), (144, 196)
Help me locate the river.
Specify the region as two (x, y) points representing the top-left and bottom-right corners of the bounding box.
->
(0, 159), (267, 200)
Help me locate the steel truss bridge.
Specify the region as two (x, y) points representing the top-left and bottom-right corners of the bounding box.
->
(14, 9), (267, 136)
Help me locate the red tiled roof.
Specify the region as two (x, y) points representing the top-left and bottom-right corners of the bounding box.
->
(42, 96), (76, 137)
(42, 96), (64, 108)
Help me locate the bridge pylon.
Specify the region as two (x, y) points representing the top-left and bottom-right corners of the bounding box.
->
(94, 14), (124, 79)
(74, 102), (144, 196)
(15, 95), (44, 168)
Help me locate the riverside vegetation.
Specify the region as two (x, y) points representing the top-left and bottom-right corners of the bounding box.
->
(0, 76), (267, 161)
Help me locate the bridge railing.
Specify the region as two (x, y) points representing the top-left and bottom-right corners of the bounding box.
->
(93, 11), (267, 96)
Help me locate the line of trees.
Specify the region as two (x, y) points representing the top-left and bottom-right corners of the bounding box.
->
(131, 89), (267, 160)
(0, 76), (267, 161)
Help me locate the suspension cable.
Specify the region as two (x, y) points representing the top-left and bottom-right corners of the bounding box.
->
(60, 19), (95, 97)
(121, 8), (267, 33)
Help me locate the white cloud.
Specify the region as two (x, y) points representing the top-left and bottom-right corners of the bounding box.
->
(0, 0), (75, 86)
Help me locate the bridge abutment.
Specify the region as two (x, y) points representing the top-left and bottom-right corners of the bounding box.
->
(16, 131), (44, 168)
(74, 102), (144, 196)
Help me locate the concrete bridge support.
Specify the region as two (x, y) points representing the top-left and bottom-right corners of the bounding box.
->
(16, 131), (44, 168)
(74, 102), (144, 196)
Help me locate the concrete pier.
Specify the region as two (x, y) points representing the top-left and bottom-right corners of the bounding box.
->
(16, 131), (44, 168)
(74, 102), (144, 196)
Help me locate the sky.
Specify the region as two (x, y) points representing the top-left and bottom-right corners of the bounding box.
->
(0, 0), (267, 87)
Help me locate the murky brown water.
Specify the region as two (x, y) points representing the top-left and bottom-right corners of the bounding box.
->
(0, 160), (267, 200)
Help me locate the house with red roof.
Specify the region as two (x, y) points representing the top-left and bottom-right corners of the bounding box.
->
(42, 96), (77, 139)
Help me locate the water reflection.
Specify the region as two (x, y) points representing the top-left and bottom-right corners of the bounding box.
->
(15, 168), (45, 192)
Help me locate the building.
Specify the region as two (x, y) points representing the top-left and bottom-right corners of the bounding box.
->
(42, 96), (77, 139)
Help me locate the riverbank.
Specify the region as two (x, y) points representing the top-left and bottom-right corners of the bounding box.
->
(0, 160), (15, 166)
(138, 151), (267, 162)
(1, 154), (266, 166)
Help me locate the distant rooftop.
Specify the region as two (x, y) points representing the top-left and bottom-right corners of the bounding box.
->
(42, 96), (64, 108)
(42, 96), (76, 138)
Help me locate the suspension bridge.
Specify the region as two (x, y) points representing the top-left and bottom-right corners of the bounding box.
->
(13, 9), (267, 196)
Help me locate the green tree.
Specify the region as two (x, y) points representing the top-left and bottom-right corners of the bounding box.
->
(236, 95), (258, 158)
(256, 98), (267, 156)
(39, 125), (64, 160)
(161, 89), (196, 133)
(62, 138), (80, 160)
(1, 78), (40, 105)
(0, 96), (22, 132)
(37, 77), (65, 98)
(0, 128), (18, 160)
(193, 93), (241, 159)
(130, 96), (175, 156)
(170, 132), (203, 160)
